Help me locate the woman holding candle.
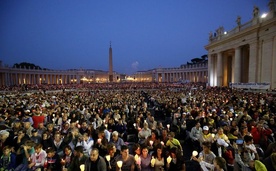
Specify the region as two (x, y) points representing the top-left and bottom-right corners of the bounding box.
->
(93, 130), (108, 157)
(106, 143), (120, 171)
(166, 147), (185, 171)
(151, 144), (165, 171)
(145, 130), (160, 153)
(138, 146), (153, 171)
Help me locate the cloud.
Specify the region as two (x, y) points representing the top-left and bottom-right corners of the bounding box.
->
(131, 61), (139, 70)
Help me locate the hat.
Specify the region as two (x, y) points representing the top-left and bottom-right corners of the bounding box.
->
(0, 130), (9, 136)
(221, 122), (229, 127)
(217, 138), (229, 147)
(32, 129), (38, 133)
(203, 126), (209, 131)
(46, 147), (55, 153)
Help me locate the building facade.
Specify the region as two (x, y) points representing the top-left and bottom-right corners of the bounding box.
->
(0, 62), (122, 86)
(206, 1), (276, 89)
(134, 61), (208, 83)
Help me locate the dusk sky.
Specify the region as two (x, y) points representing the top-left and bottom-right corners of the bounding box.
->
(0, 0), (268, 74)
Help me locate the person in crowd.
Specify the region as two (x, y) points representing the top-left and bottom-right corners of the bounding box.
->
(41, 131), (55, 150)
(67, 146), (88, 171)
(190, 121), (202, 152)
(29, 143), (47, 171)
(76, 132), (94, 156)
(106, 143), (120, 171)
(14, 140), (35, 171)
(94, 130), (108, 157)
(84, 148), (107, 171)
(116, 145), (135, 171)
(166, 147), (185, 171)
(251, 122), (273, 151)
(192, 155), (227, 171)
(13, 129), (30, 152)
(166, 132), (183, 154)
(151, 144), (165, 171)
(199, 126), (214, 146)
(227, 127), (239, 144)
(214, 127), (230, 144)
(60, 145), (74, 170)
(110, 131), (125, 151)
(44, 147), (62, 171)
(138, 146), (152, 171)
(262, 152), (276, 171)
(0, 146), (17, 170)
(138, 122), (151, 145)
(145, 130), (160, 153)
(198, 141), (216, 165)
(51, 131), (66, 157)
(116, 118), (127, 139)
(30, 129), (42, 144)
(37, 122), (47, 137)
(23, 120), (34, 137)
(0, 130), (14, 156)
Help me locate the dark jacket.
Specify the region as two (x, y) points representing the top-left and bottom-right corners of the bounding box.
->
(68, 154), (88, 171)
(84, 156), (107, 171)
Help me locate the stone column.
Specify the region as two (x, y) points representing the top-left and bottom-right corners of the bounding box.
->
(217, 52), (223, 86)
(249, 42), (258, 82)
(234, 47), (241, 83)
(208, 54), (213, 86)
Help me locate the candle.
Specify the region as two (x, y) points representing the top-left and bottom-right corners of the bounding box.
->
(134, 154), (139, 162)
(80, 164), (85, 171)
(211, 134), (215, 138)
(97, 139), (102, 144)
(149, 140), (153, 146)
(105, 155), (110, 161)
(192, 151), (198, 157)
(167, 124), (170, 129)
(137, 157), (141, 165)
(161, 141), (164, 146)
(151, 157), (156, 166)
(167, 156), (172, 164)
(117, 161), (123, 168)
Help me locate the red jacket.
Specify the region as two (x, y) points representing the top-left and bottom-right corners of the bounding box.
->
(251, 127), (272, 144)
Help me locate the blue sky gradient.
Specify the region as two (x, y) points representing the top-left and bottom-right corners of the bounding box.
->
(0, 0), (268, 74)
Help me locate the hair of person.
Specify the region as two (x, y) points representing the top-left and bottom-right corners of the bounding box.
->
(24, 140), (35, 147)
(107, 143), (115, 152)
(214, 157), (227, 170)
(74, 146), (84, 153)
(132, 143), (140, 151)
(229, 127), (237, 134)
(91, 148), (99, 154)
(202, 141), (211, 148)
(63, 145), (72, 151)
(244, 135), (253, 143)
(34, 143), (43, 149)
(169, 132), (175, 137)
(121, 145), (128, 152)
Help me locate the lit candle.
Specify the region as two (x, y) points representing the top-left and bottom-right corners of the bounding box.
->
(192, 151), (198, 157)
(161, 141), (164, 146)
(97, 138), (102, 144)
(167, 156), (172, 164)
(149, 140), (153, 146)
(117, 161), (123, 170)
(167, 124), (170, 129)
(151, 157), (156, 166)
(137, 157), (141, 165)
(105, 155), (110, 161)
(134, 154), (139, 162)
(80, 164), (85, 171)
(211, 134), (215, 138)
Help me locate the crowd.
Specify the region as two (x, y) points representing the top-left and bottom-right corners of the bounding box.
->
(0, 82), (276, 171)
